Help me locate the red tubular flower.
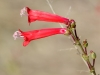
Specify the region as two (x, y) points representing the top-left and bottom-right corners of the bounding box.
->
(13, 28), (67, 46)
(20, 7), (69, 25)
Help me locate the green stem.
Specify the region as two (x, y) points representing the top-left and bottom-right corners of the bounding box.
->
(70, 28), (85, 54)
(84, 47), (87, 55)
(78, 42), (85, 54)
(68, 26), (96, 75)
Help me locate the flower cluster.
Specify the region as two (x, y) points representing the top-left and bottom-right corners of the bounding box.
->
(13, 7), (70, 46)
(13, 6), (97, 75)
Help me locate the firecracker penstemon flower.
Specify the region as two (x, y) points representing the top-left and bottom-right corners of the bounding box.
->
(13, 28), (69, 46)
(12, 5), (97, 75)
(20, 7), (70, 25)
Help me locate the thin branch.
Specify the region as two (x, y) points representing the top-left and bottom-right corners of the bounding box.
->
(46, 0), (56, 14)
(46, 0), (63, 28)
(66, 6), (71, 17)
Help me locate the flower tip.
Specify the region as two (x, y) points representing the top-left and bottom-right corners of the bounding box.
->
(20, 7), (26, 17)
(19, 29), (23, 33)
(26, 7), (29, 9)
(23, 41), (30, 47)
(25, 7), (31, 14)
(13, 31), (23, 40)
(90, 50), (93, 53)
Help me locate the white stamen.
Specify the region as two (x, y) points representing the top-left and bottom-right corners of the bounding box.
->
(20, 7), (26, 17)
(13, 31), (24, 40)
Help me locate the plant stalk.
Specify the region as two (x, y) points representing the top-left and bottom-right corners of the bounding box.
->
(68, 25), (96, 75)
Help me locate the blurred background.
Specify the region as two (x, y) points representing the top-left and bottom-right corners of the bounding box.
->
(0, 0), (100, 75)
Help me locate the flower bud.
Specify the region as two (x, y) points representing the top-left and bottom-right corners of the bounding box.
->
(90, 50), (96, 59)
(83, 39), (88, 47)
(64, 29), (71, 35)
(70, 19), (76, 28)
